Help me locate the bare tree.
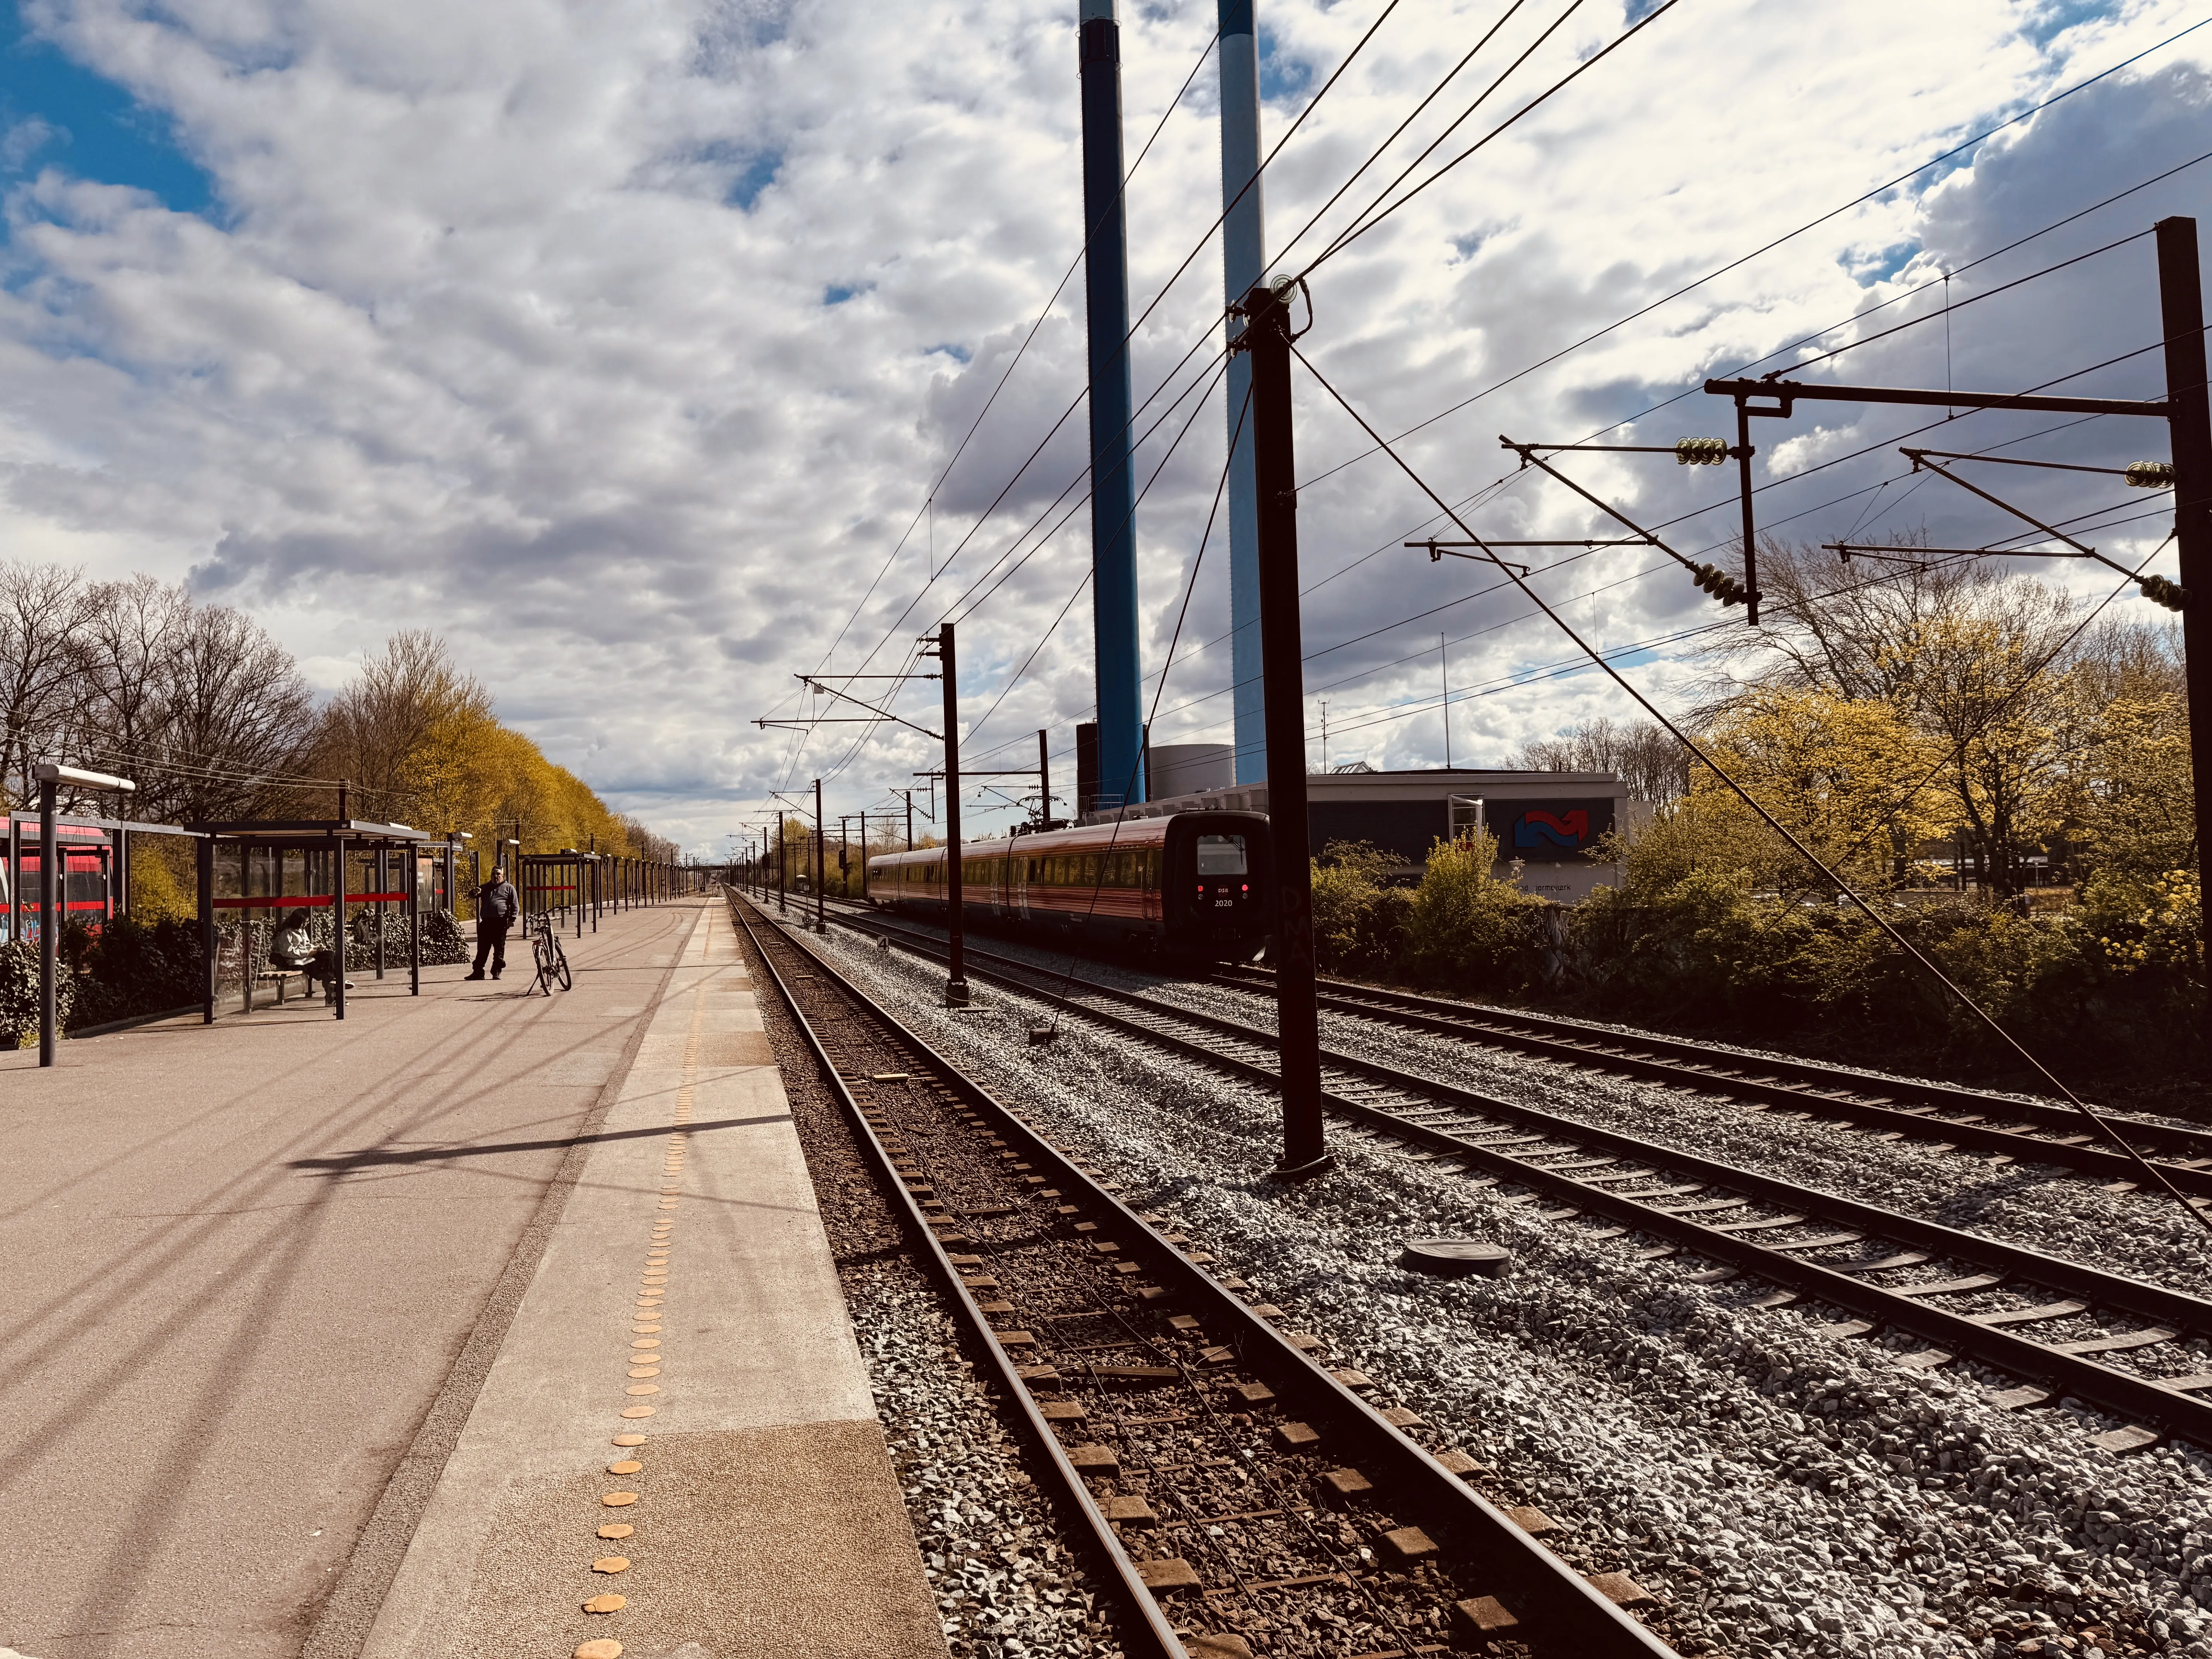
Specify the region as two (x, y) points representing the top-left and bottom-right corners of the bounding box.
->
(0, 563), (95, 810)
(155, 602), (317, 822)
(74, 574), (187, 816)
(1512, 716), (1690, 802)
(1698, 534), (2004, 704)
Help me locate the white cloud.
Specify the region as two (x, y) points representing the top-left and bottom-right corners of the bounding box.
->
(0, 0), (2206, 848)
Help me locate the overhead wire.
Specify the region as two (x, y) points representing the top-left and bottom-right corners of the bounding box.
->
(816, 347), (1234, 788)
(794, 24), (1223, 706)
(1297, 0), (1680, 276)
(1142, 146), (2212, 710)
(1290, 17), (2212, 488)
(1291, 335), (2212, 1234)
(796, 0), (1413, 728)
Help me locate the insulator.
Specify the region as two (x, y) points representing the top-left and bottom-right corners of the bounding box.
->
(1693, 563), (1721, 592)
(2139, 572), (2189, 611)
(2125, 460), (2176, 489)
(1675, 436), (1730, 465)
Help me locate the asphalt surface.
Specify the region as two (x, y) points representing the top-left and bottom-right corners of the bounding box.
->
(0, 901), (695, 1659)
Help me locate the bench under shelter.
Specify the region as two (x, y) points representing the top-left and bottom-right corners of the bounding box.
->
(188, 818), (436, 1021)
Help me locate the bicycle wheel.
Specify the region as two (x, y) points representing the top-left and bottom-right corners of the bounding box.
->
(533, 929), (557, 995)
(551, 936), (573, 992)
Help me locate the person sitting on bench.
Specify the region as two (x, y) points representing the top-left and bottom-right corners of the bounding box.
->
(270, 908), (350, 1003)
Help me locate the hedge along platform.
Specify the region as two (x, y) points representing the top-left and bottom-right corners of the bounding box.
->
(187, 818), (436, 1022)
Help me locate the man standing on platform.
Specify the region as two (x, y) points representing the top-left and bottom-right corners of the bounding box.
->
(467, 864), (519, 981)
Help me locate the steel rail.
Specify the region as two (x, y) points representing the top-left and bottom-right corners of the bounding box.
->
(742, 892), (1681, 1655)
(1208, 963), (2212, 1178)
(824, 905), (2212, 1450)
(722, 891), (1191, 1659)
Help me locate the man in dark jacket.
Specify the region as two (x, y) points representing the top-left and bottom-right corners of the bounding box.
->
(467, 865), (520, 980)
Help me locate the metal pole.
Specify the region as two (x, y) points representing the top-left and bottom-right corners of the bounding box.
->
(937, 623), (969, 1004)
(1735, 399), (1761, 627)
(334, 836), (349, 1021)
(199, 833), (215, 1026)
(905, 790), (914, 851)
(1219, 0), (1267, 786)
(2157, 215), (2212, 1064)
(778, 814), (787, 913)
(1038, 728), (1051, 829)
(813, 779), (825, 933)
(1079, 0), (1145, 812)
(409, 845), (421, 996)
(1440, 633), (1451, 769)
(1242, 280), (1329, 1177)
(374, 845), (387, 979)
(38, 775), (57, 1066)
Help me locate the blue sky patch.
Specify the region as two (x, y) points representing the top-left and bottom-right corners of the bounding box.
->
(0, 1), (213, 216)
(925, 341), (970, 363)
(824, 283), (862, 305)
(728, 147), (781, 210)
(1257, 28), (1311, 104)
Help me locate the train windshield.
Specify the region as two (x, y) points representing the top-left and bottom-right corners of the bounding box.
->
(1194, 834), (1247, 876)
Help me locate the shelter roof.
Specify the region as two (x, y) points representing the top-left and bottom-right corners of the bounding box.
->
(187, 818), (432, 844)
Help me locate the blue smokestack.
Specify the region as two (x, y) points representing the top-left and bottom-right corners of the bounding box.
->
(1218, 0), (1266, 785)
(1079, 0), (1144, 810)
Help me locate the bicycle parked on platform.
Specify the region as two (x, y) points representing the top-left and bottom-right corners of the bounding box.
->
(529, 911), (572, 995)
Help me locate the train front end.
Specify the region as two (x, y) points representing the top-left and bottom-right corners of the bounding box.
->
(1162, 810), (1271, 960)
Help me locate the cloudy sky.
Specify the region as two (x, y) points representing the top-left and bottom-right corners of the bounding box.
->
(1, 0), (2206, 854)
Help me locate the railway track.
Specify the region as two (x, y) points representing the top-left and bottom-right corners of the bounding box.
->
(1207, 962), (2212, 1191)
(728, 891), (1681, 1659)
(808, 899), (2212, 1456)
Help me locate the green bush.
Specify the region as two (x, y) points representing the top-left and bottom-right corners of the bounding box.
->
(67, 914), (203, 1031)
(0, 939), (73, 1047)
(1404, 831), (1548, 991)
(1310, 842), (1411, 977)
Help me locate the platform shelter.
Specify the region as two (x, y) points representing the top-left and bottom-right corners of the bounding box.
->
(189, 817), (434, 1021)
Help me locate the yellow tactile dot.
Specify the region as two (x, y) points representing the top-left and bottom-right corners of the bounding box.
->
(611, 1434), (647, 1447)
(631, 1324), (661, 1334)
(620, 1405), (655, 1419)
(582, 1593), (627, 1613)
(575, 1640), (624, 1659)
(628, 1368), (660, 1379)
(608, 1460), (643, 1474)
(597, 1522), (634, 1539)
(601, 1492), (639, 1507)
(625, 1384), (660, 1396)
(592, 1556), (632, 1573)
(630, 1339), (660, 1350)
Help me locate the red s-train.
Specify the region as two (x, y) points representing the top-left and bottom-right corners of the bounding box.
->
(866, 809), (1271, 959)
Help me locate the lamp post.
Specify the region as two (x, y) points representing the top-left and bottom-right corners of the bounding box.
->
(33, 761), (136, 1068)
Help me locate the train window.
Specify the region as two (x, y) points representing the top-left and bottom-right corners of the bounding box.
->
(1195, 834), (1247, 876)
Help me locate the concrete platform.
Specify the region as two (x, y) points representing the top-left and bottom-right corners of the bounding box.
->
(358, 898), (945, 1659)
(0, 898), (943, 1659)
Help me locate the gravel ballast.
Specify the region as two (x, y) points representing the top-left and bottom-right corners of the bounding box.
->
(804, 916), (2212, 1659)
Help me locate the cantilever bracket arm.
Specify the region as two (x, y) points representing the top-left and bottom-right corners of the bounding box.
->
(1497, 437), (1705, 575)
(789, 675), (943, 742)
(1407, 539), (1531, 574)
(1898, 451), (2144, 579)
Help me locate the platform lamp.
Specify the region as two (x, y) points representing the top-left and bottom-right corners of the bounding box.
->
(33, 761), (135, 1068)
